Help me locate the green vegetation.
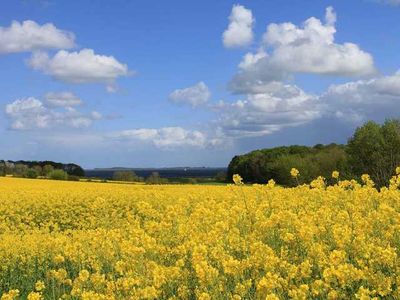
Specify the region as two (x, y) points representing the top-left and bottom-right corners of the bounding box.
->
(227, 119), (400, 187)
(227, 143), (349, 186)
(48, 169), (68, 180)
(146, 172), (169, 184)
(347, 119), (400, 187)
(113, 170), (143, 182)
(25, 168), (39, 179)
(0, 160), (84, 177)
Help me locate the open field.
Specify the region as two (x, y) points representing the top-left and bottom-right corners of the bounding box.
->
(1, 176), (400, 299)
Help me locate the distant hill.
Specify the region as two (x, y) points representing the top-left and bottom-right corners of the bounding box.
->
(0, 160), (85, 177)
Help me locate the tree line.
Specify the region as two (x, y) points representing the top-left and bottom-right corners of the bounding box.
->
(0, 160), (84, 180)
(112, 170), (170, 184)
(227, 119), (400, 187)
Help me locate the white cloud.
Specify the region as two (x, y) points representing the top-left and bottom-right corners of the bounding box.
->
(28, 49), (130, 90)
(0, 20), (75, 54)
(5, 97), (102, 130)
(44, 92), (82, 107)
(223, 4), (254, 48)
(320, 71), (400, 123)
(218, 71), (400, 138)
(231, 7), (375, 93)
(169, 82), (211, 107)
(215, 83), (321, 138)
(110, 127), (211, 148)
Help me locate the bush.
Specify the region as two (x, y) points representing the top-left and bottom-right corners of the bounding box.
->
(25, 168), (38, 179)
(113, 170), (140, 182)
(146, 172), (168, 184)
(42, 165), (55, 176)
(48, 169), (68, 180)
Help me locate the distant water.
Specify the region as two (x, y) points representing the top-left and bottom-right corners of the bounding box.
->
(85, 168), (227, 179)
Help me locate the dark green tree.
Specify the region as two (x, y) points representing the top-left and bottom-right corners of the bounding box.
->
(25, 168), (39, 179)
(347, 119), (400, 186)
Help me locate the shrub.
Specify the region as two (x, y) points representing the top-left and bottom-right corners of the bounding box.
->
(48, 170), (68, 180)
(25, 169), (38, 179)
(146, 172), (168, 184)
(113, 171), (140, 182)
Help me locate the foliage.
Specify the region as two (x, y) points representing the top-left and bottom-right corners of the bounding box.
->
(146, 172), (168, 184)
(14, 163), (28, 177)
(227, 144), (350, 185)
(42, 165), (54, 176)
(112, 170), (141, 182)
(48, 169), (68, 181)
(0, 162), (5, 177)
(0, 174), (400, 299)
(347, 119), (400, 187)
(25, 168), (38, 179)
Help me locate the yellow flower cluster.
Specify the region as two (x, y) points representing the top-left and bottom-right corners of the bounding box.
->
(290, 168), (299, 178)
(1, 173), (400, 299)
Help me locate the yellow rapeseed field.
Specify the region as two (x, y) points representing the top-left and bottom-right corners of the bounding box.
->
(1, 171), (400, 299)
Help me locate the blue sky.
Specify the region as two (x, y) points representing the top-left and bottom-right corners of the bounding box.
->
(1, 0), (400, 168)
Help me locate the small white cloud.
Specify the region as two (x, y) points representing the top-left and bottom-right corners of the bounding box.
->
(110, 127), (210, 148)
(169, 82), (211, 107)
(0, 20), (75, 54)
(231, 7), (375, 93)
(223, 4), (254, 48)
(5, 97), (102, 130)
(28, 49), (130, 90)
(44, 91), (82, 107)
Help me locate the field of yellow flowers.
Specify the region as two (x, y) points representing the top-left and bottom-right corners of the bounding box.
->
(1, 170), (400, 300)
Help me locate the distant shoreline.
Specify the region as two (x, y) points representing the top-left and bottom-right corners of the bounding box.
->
(85, 167), (227, 180)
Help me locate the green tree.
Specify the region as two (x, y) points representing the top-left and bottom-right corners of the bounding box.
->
(113, 170), (139, 182)
(347, 119), (400, 186)
(146, 172), (168, 184)
(33, 165), (43, 177)
(227, 144), (348, 185)
(48, 169), (68, 180)
(14, 164), (28, 177)
(0, 162), (5, 176)
(25, 168), (38, 179)
(42, 165), (55, 177)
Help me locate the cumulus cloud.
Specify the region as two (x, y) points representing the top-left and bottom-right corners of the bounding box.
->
(320, 71), (400, 123)
(168, 82), (211, 107)
(110, 127), (216, 148)
(230, 7), (375, 93)
(28, 49), (130, 90)
(215, 83), (321, 138)
(0, 20), (75, 54)
(223, 4), (254, 48)
(5, 97), (102, 130)
(44, 91), (82, 107)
